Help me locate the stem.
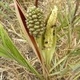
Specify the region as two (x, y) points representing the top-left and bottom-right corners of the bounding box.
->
(67, 0), (72, 48)
(68, 24), (71, 48)
(71, 0), (79, 23)
(35, 37), (51, 80)
(35, 0), (38, 7)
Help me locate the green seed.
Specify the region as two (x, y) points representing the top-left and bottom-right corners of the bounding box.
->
(34, 22), (40, 25)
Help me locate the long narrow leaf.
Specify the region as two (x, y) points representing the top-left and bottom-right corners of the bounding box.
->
(0, 24), (43, 80)
(13, 0), (43, 63)
(0, 45), (16, 59)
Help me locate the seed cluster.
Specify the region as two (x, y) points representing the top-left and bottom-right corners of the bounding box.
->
(26, 6), (46, 37)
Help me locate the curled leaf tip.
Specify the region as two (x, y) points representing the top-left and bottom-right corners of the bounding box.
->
(47, 5), (58, 28)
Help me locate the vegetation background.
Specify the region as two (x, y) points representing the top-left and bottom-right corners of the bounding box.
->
(0, 0), (80, 80)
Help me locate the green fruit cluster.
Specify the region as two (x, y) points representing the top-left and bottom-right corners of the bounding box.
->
(26, 6), (46, 37)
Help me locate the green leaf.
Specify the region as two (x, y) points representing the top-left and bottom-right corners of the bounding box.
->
(0, 23), (43, 80)
(42, 6), (58, 67)
(43, 28), (56, 67)
(0, 45), (15, 59)
(72, 49), (80, 55)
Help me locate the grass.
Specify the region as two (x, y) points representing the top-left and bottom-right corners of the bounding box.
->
(0, 0), (80, 80)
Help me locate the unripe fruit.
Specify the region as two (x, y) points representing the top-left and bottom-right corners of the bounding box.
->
(26, 6), (46, 37)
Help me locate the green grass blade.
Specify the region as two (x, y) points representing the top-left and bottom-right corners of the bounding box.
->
(0, 45), (16, 59)
(50, 54), (69, 73)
